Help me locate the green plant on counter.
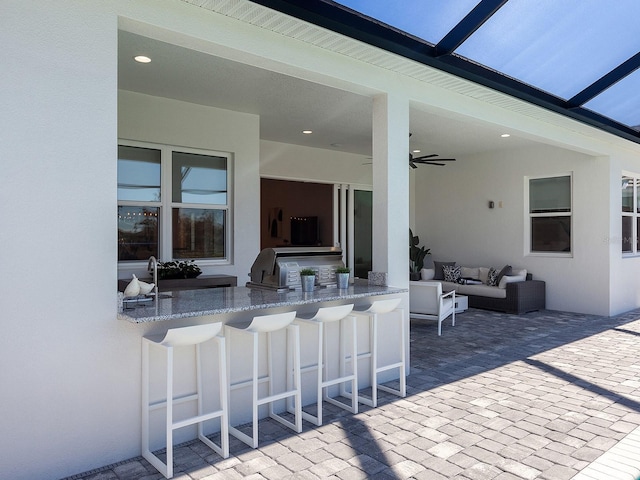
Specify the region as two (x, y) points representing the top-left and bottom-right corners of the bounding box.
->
(336, 266), (351, 274)
(299, 268), (316, 276)
(156, 260), (202, 280)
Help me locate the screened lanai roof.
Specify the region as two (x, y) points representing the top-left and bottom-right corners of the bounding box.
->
(249, 0), (640, 144)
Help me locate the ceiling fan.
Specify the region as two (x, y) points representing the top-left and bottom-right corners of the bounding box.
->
(409, 133), (456, 169)
(409, 152), (456, 169)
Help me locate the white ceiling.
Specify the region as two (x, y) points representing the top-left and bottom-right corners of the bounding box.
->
(118, 30), (540, 160)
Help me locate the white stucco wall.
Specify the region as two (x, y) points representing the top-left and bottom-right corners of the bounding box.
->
(1, 2), (125, 479)
(414, 144), (611, 315)
(260, 140), (372, 187)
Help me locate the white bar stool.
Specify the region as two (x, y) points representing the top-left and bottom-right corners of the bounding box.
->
(142, 323), (229, 479)
(351, 297), (406, 407)
(225, 311), (302, 448)
(295, 304), (358, 426)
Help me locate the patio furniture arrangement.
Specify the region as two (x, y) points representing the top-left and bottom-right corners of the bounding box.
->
(414, 262), (545, 314)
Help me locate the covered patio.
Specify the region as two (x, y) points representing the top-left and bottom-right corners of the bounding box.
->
(65, 308), (640, 480)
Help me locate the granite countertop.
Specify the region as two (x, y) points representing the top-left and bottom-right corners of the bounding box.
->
(118, 280), (407, 323)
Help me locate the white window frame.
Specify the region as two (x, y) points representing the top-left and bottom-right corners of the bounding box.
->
(118, 139), (233, 268)
(524, 173), (573, 257)
(622, 171), (640, 256)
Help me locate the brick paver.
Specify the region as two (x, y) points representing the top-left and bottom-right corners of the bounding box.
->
(63, 308), (640, 479)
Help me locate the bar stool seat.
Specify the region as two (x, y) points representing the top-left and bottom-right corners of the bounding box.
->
(295, 304), (357, 426)
(142, 323), (229, 479)
(225, 311), (301, 448)
(351, 297), (406, 408)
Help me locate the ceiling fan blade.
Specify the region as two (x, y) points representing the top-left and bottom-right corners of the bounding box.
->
(409, 161), (418, 169)
(412, 153), (439, 161)
(424, 162), (446, 166)
(414, 158), (456, 163)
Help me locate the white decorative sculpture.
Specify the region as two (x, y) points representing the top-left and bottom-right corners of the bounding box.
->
(123, 274), (141, 298)
(138, 277), (155, 295)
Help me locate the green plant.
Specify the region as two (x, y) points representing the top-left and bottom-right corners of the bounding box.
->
(156, 260), (202, 279)
(336, 266), (351, 274)
(299, 268), (316, 276)
(409, 228), (430, 273)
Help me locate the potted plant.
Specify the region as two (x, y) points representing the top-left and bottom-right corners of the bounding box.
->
(156, 260), (202, 280)
(299, 268), (316, 292)
(335, 266), (351, 289)
(409, 229), (430, 281)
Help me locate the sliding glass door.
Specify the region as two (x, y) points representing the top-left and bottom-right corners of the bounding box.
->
(335, 185), (372, 279)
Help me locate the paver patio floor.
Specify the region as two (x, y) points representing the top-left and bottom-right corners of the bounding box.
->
(64, 307), (640, 480)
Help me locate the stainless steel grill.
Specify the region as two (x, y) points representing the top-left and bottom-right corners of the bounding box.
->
(247, 247), (344, 291)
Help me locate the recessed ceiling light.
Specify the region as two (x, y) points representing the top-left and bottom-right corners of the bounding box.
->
(134, 55), (151, 63)
(501, 133), (511, 138)
(302, 130), (313, 134)
(412, 149), (421, 153)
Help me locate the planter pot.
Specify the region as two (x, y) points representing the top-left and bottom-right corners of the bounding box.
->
(410, 271), (421, 281)
(336, 272), (350, 289)
(301, 275), (316, 292)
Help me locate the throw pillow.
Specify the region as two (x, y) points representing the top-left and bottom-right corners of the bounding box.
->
(496, 264), (512, 285)
(434, 261), (456, 280)
(487, 267), (499, 286)
(442, 265), (462, 283)
(478, 267), (490, 284)
(420, 268), (435, 280)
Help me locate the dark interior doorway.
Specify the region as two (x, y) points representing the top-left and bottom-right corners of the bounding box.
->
(260, 178), (334, 249)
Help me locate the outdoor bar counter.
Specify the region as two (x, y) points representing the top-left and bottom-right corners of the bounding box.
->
(118, 280), (406, 323)
(121, 280), (408, 449)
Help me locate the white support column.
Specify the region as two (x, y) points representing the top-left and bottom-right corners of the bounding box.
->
(371, 93), (410, 288)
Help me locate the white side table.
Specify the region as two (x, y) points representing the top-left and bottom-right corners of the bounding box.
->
(455, 295), (468, 313)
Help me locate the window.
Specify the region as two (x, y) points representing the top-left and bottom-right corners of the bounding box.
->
(621, 174), (640, 254)
(528, 175), (572, 254)
(118, 142), (231, 263)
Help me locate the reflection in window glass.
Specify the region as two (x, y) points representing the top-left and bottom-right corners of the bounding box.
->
(172, 151), (227, 204)
(354, 190), (372, 279)
(530, 176), (571, 213)
(531, 217), (571, 253)
(118, 206), (159, 261)
(621, 216), (632, 253)
(622, 176), (634, 213)
(621, 173), (640, 254)
(172, 208), (225, 259)
(528, 175), (571, 254)
(117, 146), (161, 202)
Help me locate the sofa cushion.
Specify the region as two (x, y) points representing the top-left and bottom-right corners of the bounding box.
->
(438, 280), (507, 299)
(434, 261), (456, 280)
(420, 268), (435, 280)
(456, 283), (507, 299)
(443, 265), (462, 282)
(460, 266), (480, 280)
(499, 269), (527, 289)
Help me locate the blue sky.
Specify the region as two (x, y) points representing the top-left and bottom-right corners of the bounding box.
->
(335, 0), (640, 129)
